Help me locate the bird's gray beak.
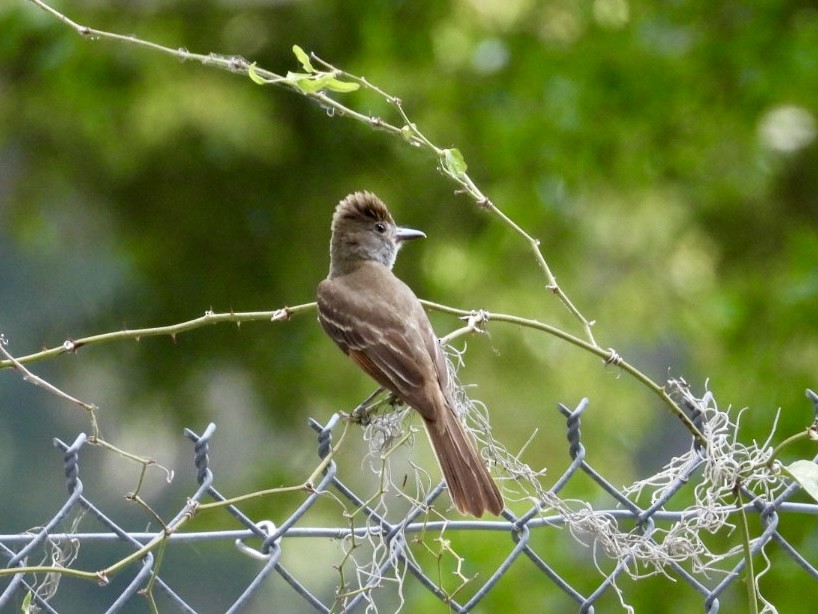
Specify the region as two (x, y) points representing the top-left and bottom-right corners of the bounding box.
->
(395, 227), (426, 242)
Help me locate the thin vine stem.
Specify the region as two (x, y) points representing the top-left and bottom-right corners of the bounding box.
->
(19, 0), (704, 443)
(1, 301), (705, 445)
(0, 306), (313, 369)
(27, 0), (596, 347)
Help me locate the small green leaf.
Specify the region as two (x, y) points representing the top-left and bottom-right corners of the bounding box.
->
(287, 72), (359, 94)
(285, 71), (317, 93)
(441, 148), (468, 177)
(292, 45), (314, 73)
(323, 78), (360, 93)
(782, 459), (818, 502)
(292, 74), (332, 94)
(248, 62), (270, 85)
(21, 591), (32, 614)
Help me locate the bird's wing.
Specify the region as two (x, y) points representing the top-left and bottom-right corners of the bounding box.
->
(317, 271), (444, 420)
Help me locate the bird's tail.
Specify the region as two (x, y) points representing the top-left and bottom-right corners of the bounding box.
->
(422, 408), (504, 517)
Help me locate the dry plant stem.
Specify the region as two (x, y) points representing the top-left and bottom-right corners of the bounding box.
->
(25, 0), (397, 141)
(0, 337), (103, 441)
(102, 520), (184, 579)
(312, 52), (597, 346)
(0, 564), (100, 582)
(2, 301), (704, 444)
(1, 342), (174, 482)
(27, 0), (266, 79)
(453, 174), (598, 347)
(93, 438), (172, 483)
(423, 300), (707, 446)
(196, 418), (351, 511)
(143, 538), (168, 613)
(0, 344), (91, 409)
(0, 501), (197, 583)
(196, 484), (313, 512)
(0, 306), (316, 369)
(128, 494), (168, 532)
(8, 445), (347, 588)
(22, 0), (704, 443)
(378, 429), (416, 462)
(309, 417), (351, 486)
(28, 0), (596, 348)
(346, 464), (394, 518)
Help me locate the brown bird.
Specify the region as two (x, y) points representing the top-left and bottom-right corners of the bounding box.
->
(316, 191), (503, 517)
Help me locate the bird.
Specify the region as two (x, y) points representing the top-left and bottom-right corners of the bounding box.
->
(316, 191), (503, 517)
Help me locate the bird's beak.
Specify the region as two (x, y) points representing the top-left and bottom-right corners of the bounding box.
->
(395, 227), (426, 242)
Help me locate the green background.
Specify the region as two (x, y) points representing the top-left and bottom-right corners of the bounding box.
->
(2, 0), (817, 611)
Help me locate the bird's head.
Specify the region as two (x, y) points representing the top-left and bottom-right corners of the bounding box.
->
(328, 191), (425, 276)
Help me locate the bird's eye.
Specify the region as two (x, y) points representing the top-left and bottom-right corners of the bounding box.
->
(374, 222), (387, 234)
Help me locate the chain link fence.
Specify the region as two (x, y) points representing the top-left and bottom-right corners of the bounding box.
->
(2, 394), (818, 613)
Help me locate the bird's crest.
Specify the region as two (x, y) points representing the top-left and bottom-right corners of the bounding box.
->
(333, 191), (394, 229)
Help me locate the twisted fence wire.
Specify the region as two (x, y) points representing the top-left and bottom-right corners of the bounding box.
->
(1, 397), (817, 613)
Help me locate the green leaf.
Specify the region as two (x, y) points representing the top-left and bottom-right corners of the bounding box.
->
(323, 78), (360, 93)
(286, 72), (359, 94)
(782, 460), (818, 502)
(441, 148), (468, 178)
(248, 62), (270, 85)
(21, 591), (32, 614)
(292, 45), (314, 73)
(291, 73), (331, 94)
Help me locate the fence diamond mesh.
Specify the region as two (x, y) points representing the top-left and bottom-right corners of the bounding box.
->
(2, 392), (817, 613)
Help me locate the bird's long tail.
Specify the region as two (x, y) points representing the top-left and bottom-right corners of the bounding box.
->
(423, 409), (504, 517)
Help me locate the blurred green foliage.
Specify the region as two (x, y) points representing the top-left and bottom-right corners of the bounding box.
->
(2, 0), (818, 611)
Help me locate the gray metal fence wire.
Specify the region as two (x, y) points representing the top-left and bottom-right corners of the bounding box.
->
(2, 399), (818, 613)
